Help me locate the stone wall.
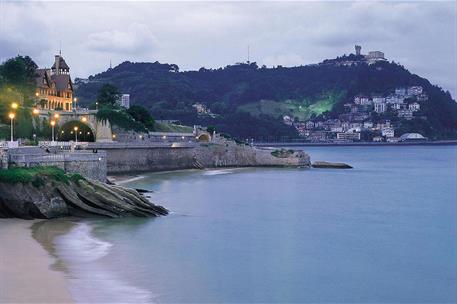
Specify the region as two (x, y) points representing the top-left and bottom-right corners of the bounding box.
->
(6, 148), (107, 181)
(92, 142), (310, 174)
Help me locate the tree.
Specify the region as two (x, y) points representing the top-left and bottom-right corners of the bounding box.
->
(127, 105), (155, 129)
(96, 83), (121, 106)
(0, 56), (37, 87)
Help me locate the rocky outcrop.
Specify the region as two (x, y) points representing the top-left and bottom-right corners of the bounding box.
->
(0, 178), (168, 220)
(312, 161), (353, 169)
(193, 144), (310, 169)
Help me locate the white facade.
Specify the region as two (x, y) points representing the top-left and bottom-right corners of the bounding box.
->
(407, 86), (423, 96)
(386, 95), (404, 104)
(382, 127), (395, 138)
(336, 132), (361, 141)
(374, 103), (387, 113)
(372, 96), (386, 104)
(120, 94), (130, 108)
(409, 102), (421, 112)
(354, 96), (371, 105)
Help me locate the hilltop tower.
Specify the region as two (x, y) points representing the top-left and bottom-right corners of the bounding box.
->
(355, 45), (361, 56)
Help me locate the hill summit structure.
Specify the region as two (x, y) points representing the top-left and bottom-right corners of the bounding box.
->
(34, 53), (74, 111)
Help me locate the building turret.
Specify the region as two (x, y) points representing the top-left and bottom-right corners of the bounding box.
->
(51, 54), (70, 75)
(355, 45), (361, 56)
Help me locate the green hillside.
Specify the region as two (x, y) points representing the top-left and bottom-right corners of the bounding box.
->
(74, 57), (457, 140)
(239, 91), (343, 121)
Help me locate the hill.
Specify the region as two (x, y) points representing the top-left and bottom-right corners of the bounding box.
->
(75, 56), (457, 141)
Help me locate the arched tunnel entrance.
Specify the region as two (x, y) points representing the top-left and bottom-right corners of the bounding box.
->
(197, 133), (211, 142)
(58, 121), (95, 142)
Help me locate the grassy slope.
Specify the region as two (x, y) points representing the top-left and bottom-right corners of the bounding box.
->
(154, 122), (193, 133)
(238, 91), (343, 121)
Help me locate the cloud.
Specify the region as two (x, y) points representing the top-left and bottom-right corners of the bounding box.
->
(0, 1), (456, 98)
(86, 23), (159, 55)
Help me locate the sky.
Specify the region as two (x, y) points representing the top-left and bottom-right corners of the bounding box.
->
(0, 0), (456, 98)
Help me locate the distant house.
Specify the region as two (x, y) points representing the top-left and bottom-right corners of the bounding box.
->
(305, 121), (315, 129)
(373, 136), (384, 142)
(118, 94), (130, 109)
(381, 127), (395, 138)
(366, 51), (386, 64)
(386, 94), (404, 104)
(391, 103), (407, 110)
(372, 96), (385, 104)
(409, 102), (421, 112)
(336, 132), (361, 141)
(397, 109), (414, 120)
(407, 86), (423, 96)
(354, 95), (371, 105)
(374, 103), (387, 113)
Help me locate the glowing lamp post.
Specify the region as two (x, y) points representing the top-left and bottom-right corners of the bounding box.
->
(74, 126), (79, 142)
(8, 113), (15, 142)
(54, 113), (60, 120)
(11, 103), (18, 110)
(50, 120), (56, 142)
(73, 97), (78, 110)
(32, 108), (39, 115)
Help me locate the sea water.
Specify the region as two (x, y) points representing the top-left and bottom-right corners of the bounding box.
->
(53, 146), (457, 303)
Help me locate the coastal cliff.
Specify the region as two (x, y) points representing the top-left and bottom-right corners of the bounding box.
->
(0, 167), (168, 219)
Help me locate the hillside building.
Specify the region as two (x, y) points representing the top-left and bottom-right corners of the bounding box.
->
(336, 132), (361, 141)
(374, 102), (387, 113)
(407, 86), (423, 96)
(119, 94), (130, 108)
(409, 102), (420, 112)
(34, 54), (74, 111)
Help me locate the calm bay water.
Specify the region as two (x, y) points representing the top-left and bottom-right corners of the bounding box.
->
(53, 146), (456, 303)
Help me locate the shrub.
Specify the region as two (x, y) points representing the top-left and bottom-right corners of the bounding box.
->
(0, 166), (69, 186)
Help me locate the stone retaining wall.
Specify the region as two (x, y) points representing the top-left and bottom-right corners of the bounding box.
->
(6, 149), (107, 181)
(91, 142), (310, 174)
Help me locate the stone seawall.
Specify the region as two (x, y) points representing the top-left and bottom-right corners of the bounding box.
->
(90, 143), (310, 174)
(5, 148), (107, 182)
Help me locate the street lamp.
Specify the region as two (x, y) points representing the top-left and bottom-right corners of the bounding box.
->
(50, 120), (56, 142)
(95, 102), (98, 110)
(11, 102), (18, 110)
(32, 108), (39, 115)
(73, 97), (78, 110)
(81, 116), (87, 123)
(54, 113), (60, 119)
(8, 113), (15, 142)
(74, 126), (78, 142)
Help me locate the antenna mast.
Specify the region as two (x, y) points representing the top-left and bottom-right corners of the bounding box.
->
(247, 45), (250, 63)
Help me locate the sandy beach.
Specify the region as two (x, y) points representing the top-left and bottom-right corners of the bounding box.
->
(0, 219), (73, 303)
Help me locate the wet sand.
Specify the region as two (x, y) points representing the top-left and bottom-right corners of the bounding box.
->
(0, 219), (73, 303)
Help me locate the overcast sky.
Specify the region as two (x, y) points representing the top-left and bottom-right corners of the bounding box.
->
(1, 1), (456, 98)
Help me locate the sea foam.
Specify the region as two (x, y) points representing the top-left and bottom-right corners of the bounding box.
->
(55, 222), (155, 303)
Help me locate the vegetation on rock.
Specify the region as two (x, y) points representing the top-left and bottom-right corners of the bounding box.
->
(0, 167), (168, 219)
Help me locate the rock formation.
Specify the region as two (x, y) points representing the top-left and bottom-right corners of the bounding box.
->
(312, 161), (353, 169)
(0, 177), (168, 219)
